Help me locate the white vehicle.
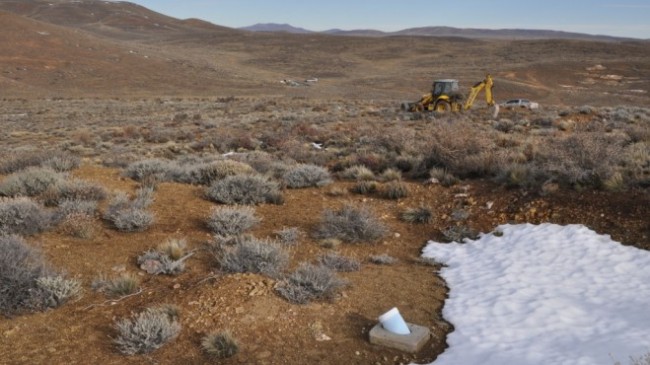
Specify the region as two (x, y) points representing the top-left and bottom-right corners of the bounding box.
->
(501, 99), (539, 110)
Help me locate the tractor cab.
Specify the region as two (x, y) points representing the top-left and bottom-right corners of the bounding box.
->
(432, 79), (459, 97)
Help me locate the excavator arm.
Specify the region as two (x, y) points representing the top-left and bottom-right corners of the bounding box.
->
(464, 74), (495, 110)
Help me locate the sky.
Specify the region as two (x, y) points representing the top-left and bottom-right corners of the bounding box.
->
(422, 223), (650, 364)
(124, 0), (650, 39)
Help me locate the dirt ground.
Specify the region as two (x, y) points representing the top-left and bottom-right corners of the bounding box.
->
(1, 1), (649, 364)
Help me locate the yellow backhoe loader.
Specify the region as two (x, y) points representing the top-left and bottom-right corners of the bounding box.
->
(401, 74), (495, 112)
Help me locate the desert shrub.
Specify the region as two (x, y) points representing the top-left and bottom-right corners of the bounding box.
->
(42, 179), (106, 206)
(282, 164), (332, 188)
(0, 151), (51, 174)
(379, 168), (402, 182)
(0, 197), (52, 236)
(0, 235), (49, 316)
(124, 159), (173, 182)
(93, 273), (139, 297)
(369, 254), (398, 265)
(197, 160), (255, 184)
(210, 234), (255, 248)
(276, 263), (347, 304)
(0, 167), (66, 197)
(442, 225), (478, 243)
(318, 253), (361, 272)
(202, 331), (239, 359)
(104, 189), (154, 232)
(379, 181), (409, 199)
(55, 199), (97, 219)
(36, 276), (82, 308)
(216, 239), (289, 278)
(158, 238), (187, 261)
(314, 205), (387, 243)
(274, 227), (301, 245)
(137, 250), (188, 276)
(206, 206), (259, 236)
(58, 213), (99, 239)
(114, 305), (181, 355)
(205, 174), (283, 205)
(339, 165), (375, 181)
(429, 167), (459, 187)
(400, 206), (433, 224)
(42, 153), (81, 172)
(350, 181), (378, 195)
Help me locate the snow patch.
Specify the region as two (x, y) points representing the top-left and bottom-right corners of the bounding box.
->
(422, 223), (650, 365)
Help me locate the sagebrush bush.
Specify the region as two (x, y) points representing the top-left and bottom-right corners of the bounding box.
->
(274, 227), (301, 245)
(276, 263), (347, 304)
(429, 167), (459, 187)
(42, 179), (107, 206)
(0, 167), (66, 197)
(369, 254), (398, 265)
(137, 248), (190, 276)
(55, 199), (98, 219)
(314, 205), (387, 243)
(0, 235), (49, 316)
(0, 151), (51, 174)
(0, 197), (52, 236)
(400, 206), (433, 224)
(58, 213), (98, 239)
(124, 159), (173, 182)
(318, 253), (361, 272)
(104, 189), (154, 232)
(206, 206), (259, 236)
(205, 174), (283, 205)
(379, 168), (402, 182)
(379, 181), (409, 199)
(36, 276), (82, 308)
(339, 165), (375, 181)
(167, 160), (255, 185)
(217, 239), (289, 278)
(114, 305), (181, 355)
(282, 164), (332, 188)
(42, 153), (81, 172)
(350, 181), (378, 195)
(202, 331), (239, 359)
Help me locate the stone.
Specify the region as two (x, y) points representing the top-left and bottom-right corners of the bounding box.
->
(369, 322), (430, 353)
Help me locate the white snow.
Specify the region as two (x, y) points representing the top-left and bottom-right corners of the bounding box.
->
(421, 223), (650, 365)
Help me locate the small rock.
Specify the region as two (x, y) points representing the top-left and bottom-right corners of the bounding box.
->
(172, 283), (181, 289)
(394, 232), (401, 238)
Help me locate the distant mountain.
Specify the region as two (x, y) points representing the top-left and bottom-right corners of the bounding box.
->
(241, 23), (634, 42)
(239, 23), (313, 34)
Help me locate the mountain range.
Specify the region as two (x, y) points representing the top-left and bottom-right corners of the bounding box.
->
(240, 23), (636, 42)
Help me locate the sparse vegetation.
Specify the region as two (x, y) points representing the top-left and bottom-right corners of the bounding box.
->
(0, 167), (66, 197)
(276, 263), (347, 304)
(202, 331), (239, 359)
(36, 275), (83, 308)
(206, 206), (259, 236)
(113, 305), (181, 355)
(350, 180), (378, 195)
(339, 165), (375, 181)
(379, 181), (409, 199)
(274, 227), (301, 245)
(314, 205), (387, 243)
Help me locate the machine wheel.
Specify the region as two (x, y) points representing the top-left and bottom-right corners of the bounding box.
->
(434, 100), (451, 112)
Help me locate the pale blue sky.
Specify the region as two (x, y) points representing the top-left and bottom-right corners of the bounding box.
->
(127, 0), (650, 38)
